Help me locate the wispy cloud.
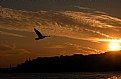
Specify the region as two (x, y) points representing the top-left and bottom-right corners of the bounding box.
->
(65, 43), (103, 55)
(84, 28), (114, 39)
(47, 45), (64, 49)
(74, 6), (94, 10)
(0, 43), (30, 56)
(0, 31), (25, 37)
(0, 42), (31, 68)
(74, 6), (107, 14)
(0, 43), (15, 51)
(0, 6), (121, 42)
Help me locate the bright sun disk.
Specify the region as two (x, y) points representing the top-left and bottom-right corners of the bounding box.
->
(109, 40), (121, 51)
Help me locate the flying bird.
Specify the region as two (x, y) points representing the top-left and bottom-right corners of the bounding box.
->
(34, 28), (50, 40)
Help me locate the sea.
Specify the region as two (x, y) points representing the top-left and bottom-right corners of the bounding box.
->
(0, 72), (121, 79)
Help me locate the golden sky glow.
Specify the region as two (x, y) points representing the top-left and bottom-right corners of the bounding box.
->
(1, 0), (121, 68)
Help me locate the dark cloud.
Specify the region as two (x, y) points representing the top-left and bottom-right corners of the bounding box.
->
(1, 0), (121, 18)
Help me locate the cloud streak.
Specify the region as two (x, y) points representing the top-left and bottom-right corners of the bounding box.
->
(64, 43), (103, 55)
(0, 31), (25, 37)
(0, 6), (121, 41)
(0, 43), (30, 56)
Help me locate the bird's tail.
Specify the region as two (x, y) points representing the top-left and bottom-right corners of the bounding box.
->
(35, 38), (39, 40)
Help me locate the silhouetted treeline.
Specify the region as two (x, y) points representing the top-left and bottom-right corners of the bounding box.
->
(1, 51), (121, 72)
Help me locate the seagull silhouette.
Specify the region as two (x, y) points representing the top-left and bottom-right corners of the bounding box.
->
(34, 28), (50, 40)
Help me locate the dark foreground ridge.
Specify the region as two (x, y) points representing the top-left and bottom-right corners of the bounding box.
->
(1, 51), (121, 72)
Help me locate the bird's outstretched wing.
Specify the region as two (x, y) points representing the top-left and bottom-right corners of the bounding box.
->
(34, 28), (42, 37)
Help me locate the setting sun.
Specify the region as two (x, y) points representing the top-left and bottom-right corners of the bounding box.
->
(109, 40), (121, 51)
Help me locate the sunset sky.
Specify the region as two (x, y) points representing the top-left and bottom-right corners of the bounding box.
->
(0, 0), (121, 67)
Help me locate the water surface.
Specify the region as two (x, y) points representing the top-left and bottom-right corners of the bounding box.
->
(1, 72), (121, 79)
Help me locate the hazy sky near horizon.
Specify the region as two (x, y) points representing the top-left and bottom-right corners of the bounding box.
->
(0, 0), (121, 67)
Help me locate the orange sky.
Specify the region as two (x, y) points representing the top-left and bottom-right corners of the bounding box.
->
(0, 0), (121, 68)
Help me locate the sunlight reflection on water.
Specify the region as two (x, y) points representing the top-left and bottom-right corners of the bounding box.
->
(108, 76), (121, 79)
(1, 72), (121, 79)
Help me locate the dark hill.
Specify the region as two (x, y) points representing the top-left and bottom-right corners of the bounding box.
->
(1, 51), (121, 72)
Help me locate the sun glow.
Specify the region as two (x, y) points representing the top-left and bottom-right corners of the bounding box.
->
(108, 40), (121, 51)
